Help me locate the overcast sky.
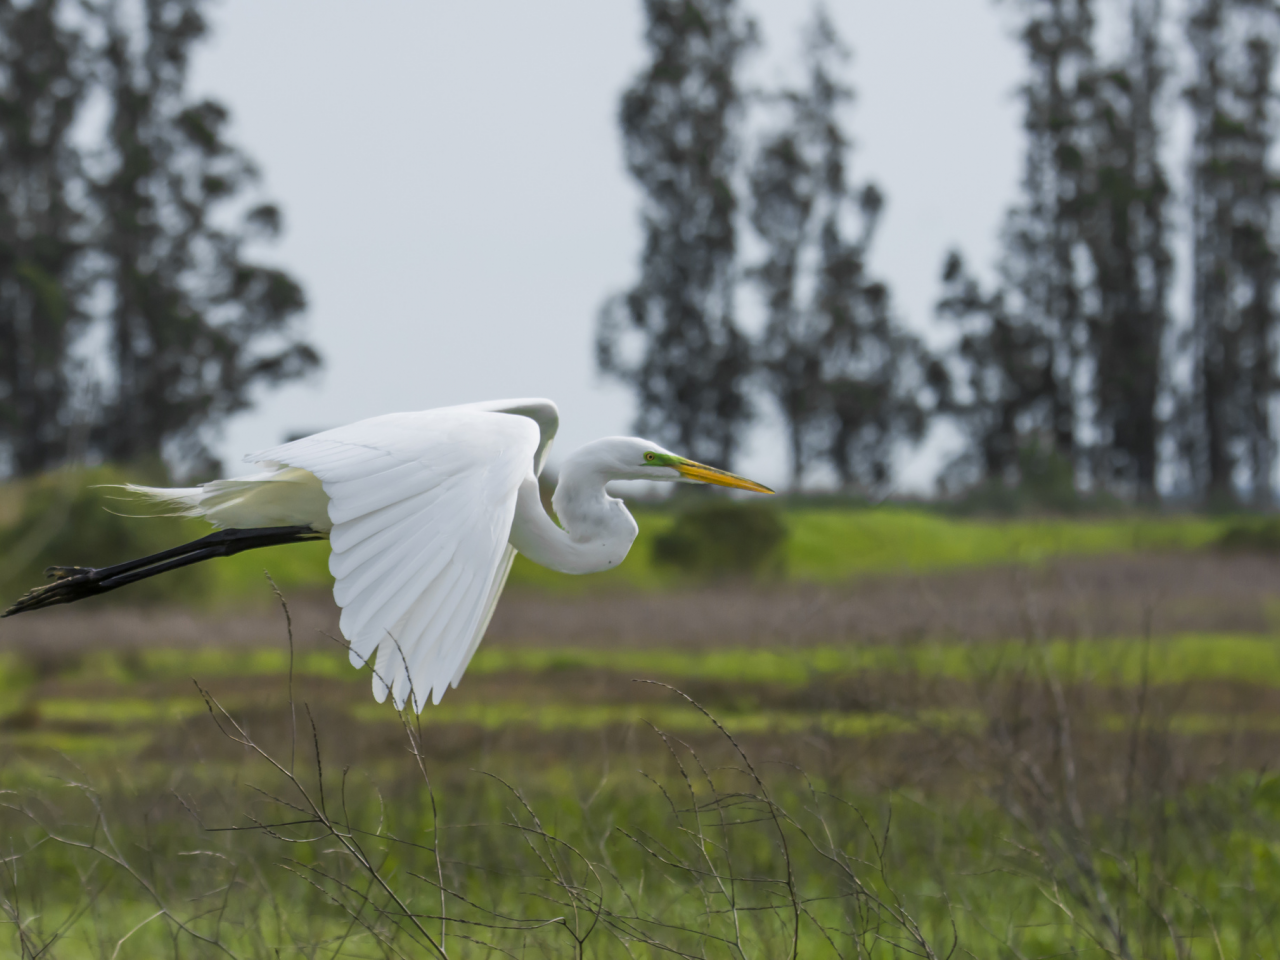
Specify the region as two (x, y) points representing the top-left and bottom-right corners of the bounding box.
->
(191, 0), (1025, 491)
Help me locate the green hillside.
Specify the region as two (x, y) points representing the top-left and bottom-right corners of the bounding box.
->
(0, 466), (1243, 607)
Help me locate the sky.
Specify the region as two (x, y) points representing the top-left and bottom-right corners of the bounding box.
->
(191, 0), (1025, 492)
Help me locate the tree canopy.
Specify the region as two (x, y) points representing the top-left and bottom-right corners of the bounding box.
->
(0, 0), (317, 479)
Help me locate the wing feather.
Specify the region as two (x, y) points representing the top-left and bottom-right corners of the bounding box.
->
(248, 402), (545, 709)
(448, 544), (516, 687)
(328, 480), (459, 555)
(338, 532), (458, 639)
(331, 482), (473, 615)
(381, 562), (470, 706)
(335, 483), (482, 636)
(371, 561), (463, 692)
(432, 520), (509, 671)
(326, 488), (462, 581)
(324, 462), (448, 519)
(396, 565), (478, 708)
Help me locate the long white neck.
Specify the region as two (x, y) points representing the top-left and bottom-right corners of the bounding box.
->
(507, 448), (639, 575)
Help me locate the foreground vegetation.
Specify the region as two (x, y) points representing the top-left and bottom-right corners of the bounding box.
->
(5, 599), (1280, 956)
(8, 719), (1279, 959)
(6, 471), (1280, 955)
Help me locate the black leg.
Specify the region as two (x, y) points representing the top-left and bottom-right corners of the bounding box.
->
(3, 526), (327, 617)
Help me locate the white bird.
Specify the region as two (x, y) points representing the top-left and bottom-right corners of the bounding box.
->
(4, 399), (772, 711)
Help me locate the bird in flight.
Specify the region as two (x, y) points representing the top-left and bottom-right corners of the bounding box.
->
(4, 399), (772, 711)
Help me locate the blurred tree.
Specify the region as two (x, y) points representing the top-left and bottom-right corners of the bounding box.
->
(936, 251), (1058, 486)
(90, 0), (318, 474)
(998, 0), (1096, 469)
(938, 0), (1096, 492)
(0, 0), (88, 476)
(1079, 0), (1172, 500)
(748, 109), (816, 486)
(818, 183), (937, 491)
(1183, 0), (1280, 504)
(749, 10), (936, 491)
(597, 0), (755, 468)
(1235, 25), (1280, 504)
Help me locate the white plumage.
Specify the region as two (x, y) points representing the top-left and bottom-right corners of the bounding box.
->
(113, 398), (771, 712)
(256, 405), (540, 708)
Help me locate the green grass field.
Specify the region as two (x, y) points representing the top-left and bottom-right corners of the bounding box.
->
(180, 502), (1233, 602)
(5, 619), (1280, 957)
(502, 504), (1232, 593)
(3, 631), (1279, 757)
(0, 465), (1240, 606)
(4, 470), (1280, 956)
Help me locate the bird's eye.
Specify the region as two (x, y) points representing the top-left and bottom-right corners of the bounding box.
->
(645, 452), (655, 462)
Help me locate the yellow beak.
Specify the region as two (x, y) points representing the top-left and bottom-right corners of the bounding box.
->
(673, 459), (775, 494)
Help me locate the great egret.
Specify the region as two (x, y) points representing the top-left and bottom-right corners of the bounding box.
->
(4, 399), (772, 710)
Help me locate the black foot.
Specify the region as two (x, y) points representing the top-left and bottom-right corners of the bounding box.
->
(46, 565), (93, 579)
(5, 567), (110, 616)
(3, 525), (325, 618)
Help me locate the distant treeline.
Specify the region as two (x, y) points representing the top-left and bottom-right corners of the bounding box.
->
(3, 0), (1277, 506)
(601, 0), (1280, 506)
(0, 0), (317, 480)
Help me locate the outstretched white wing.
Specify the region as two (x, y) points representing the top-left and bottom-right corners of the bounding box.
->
(432, 398), (557, 689)
(459, 398), (558, 475)
(248, 399), (558, 710)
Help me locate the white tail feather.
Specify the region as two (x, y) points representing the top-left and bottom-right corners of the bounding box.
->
(112, 466), (332, 532)
(112, 485), (205, 517)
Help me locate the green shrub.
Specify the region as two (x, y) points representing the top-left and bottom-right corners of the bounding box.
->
(1215, 516), (1280, 554)
(651, 499), (788, 578)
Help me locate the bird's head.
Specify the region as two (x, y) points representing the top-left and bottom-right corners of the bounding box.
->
(576, 437), (774, 494)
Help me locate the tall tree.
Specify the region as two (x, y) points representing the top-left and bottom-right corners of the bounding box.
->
(1002, 0), (1096, 466)
(748, 110), (816, 486)
(91, 0), (318, 473)
(938, 0), (1096, 490)
(936, 251), (1058, 485)
(597, 0), (755, 468)
(749, 10), (934, 490)
(817, 181), (936, 490)
(1184, 0), (1280, 503)
(0, 0), (87, 476)
(1081, 0), (1172, 499)
(1237, 28), (1280, 501)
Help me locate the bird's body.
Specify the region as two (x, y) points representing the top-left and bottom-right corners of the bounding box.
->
(5, 399), (771, 711)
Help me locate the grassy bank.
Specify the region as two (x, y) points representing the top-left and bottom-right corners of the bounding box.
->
(201, 505), (1233, 597)
(5, 621), (1280, 957)
(504, 505), (1234, 594)
(5, 470), (1280, 955)
(9, 754), (1278, 958)
(0, 466), (1240, 608)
